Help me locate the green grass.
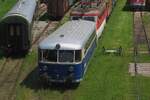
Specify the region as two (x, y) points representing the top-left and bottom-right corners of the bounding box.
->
(138, 76), (150, 99)
(137, 54), (150, 63)
(0, 0), (17, 18)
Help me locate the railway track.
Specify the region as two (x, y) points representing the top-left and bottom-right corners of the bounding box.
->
(141, 13), (150, 53)
(31, 20), (59, 50)
(132, 10), (150, 100)
(133, 11), (141, 100)
(30, 2), (54, 48)
(31, 20), (52, 46)
(0, 58), (24, 100)
(134, 11), (150, 54)
(0, 58), (9, 75)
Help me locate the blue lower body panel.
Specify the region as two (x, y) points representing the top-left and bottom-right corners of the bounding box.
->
(39, 63), (84, 82)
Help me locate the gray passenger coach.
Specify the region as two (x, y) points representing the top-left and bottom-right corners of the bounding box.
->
(0, 0), (37, 53)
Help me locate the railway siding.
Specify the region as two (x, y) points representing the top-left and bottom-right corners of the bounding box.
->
(31, 20), (59, 50)
(129, 9), (150, 100)
(132, 11), (150, 75)
(134, 12), (150, 53)
(0, 58), (23, 100)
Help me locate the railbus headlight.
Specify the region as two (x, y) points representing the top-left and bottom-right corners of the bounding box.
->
(69, 66), (74, 72)
(43, 65), (48, 71)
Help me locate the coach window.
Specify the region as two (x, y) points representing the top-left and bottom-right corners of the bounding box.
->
(59, 50), (74, 62)
(10, 25), (14, 36)
(16, 25), (20, 36)
(75, 50), (82, 62)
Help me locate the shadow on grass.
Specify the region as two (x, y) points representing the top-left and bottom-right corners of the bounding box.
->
(20, 67), (79, 93)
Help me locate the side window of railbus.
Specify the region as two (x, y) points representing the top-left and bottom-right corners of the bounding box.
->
(75, 50), (82, 62)
(38, 49), (42, 61)
(84, 32), (96, 54)
(59, 50), (74, 62)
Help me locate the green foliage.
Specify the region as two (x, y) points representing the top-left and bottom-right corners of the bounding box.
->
(0, 0), (17, 18)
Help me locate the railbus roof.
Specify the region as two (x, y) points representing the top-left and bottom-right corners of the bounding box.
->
(39, 20), (95, 50)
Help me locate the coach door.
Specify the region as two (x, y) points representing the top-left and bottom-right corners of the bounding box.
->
(7, 24), (23, 49)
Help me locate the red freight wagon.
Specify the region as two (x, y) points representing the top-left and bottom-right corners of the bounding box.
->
(48, 0), (69, 19)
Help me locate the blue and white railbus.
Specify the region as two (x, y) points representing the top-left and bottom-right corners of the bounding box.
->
(38, 20), (96, 83)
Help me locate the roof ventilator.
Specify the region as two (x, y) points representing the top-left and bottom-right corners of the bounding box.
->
(60, 34), (64, 38)
(17, 0), (26, 12)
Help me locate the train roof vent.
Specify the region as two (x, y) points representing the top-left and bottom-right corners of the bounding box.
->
(21, 0), (26, 5)
(60, 34), (64, 38)
(17, 0), (26, 11)
(22, 1), (25, 4)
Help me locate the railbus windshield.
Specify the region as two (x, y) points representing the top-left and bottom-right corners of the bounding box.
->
(39, 50), (82, 63)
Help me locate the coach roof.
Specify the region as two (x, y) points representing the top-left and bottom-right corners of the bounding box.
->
(1, 0), (37, 23)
